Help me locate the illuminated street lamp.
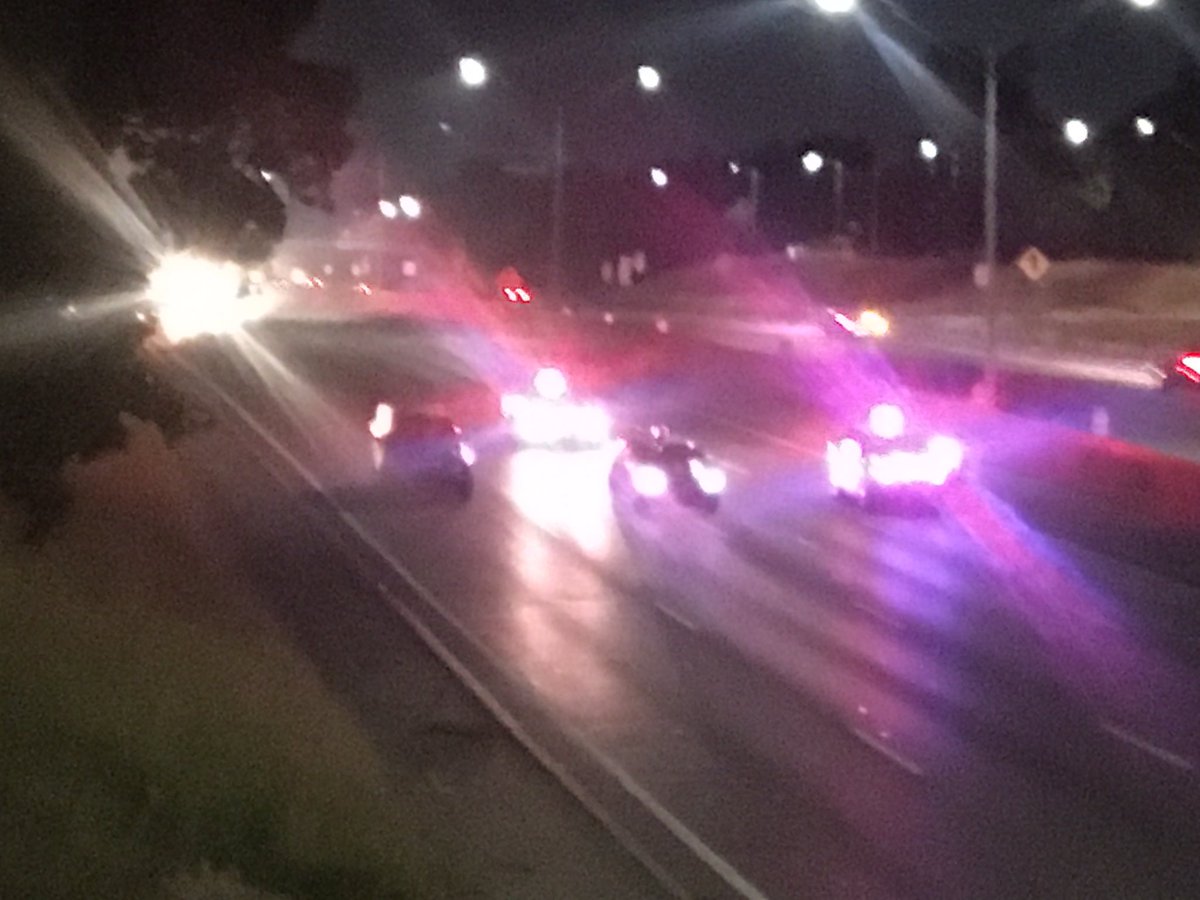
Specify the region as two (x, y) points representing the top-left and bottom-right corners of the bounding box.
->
(727, 161), (763, 231)
(918, 138), (939, 162)
(398, 194), (422, 219)
(1063, 117), (1091, 146)
(1128, 0), (1158, 8)
(801, 149), (845, 235)
(813, 0), (857, 13)
(453, 58), (662, 290)
(637, 65), (662, 92)
(458, 56), (488, 88)
(1135, 116), (1156, 138)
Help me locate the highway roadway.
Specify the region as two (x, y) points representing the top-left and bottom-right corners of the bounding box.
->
(176, 316), (1200, 899)
(564, 305), (1200, 463)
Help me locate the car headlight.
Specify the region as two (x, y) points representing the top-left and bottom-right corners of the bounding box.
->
(533, 366), (568, 400)
(630, 463), (670, 497)
(858, 309), (890, 338)
(866, 452), (907, 486)
(926, 435), (964, 473)
(688, 458), (727, 495)
(826, 438), (865, 491)
(369, 403), (395, 439)
(511, 399), (565, 444)
(148, 252), (251, 343)
(458, 442), (477, 466)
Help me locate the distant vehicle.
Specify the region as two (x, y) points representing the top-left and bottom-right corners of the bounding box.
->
(828, 307), (890, 339)
(500, 366), (611, 446)
(368, 404), (475, 500)
(826, 403), (963, 508)
(496, 266), (532, 304)
(1162, 351), (1200, 389)
(609, 425), (727, 514)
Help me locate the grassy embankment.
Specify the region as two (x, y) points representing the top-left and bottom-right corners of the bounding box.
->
(0, 423), (431, 899)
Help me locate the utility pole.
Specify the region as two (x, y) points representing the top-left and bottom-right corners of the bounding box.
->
(870, 158), (881, 254)
(550, 104), (566, 295)
(832, 158), (846, 237)
(980, 48), (1000, 402)
(376, 150), (386, 285)
(748, 166), (762, 233)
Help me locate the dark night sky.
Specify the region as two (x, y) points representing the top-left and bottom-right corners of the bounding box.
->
(294, 0), (1194, 181)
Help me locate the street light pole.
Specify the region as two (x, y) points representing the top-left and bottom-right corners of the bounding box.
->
(375, 150), (387, 284)
(550, 103), (566, 295)
(981, 47), (999, 399)
(870, 158), (881, 254)
(832, 158), (846, 236)
(749, 166), (762, 233)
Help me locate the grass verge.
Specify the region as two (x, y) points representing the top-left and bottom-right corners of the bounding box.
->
(0, 423), (430, 899)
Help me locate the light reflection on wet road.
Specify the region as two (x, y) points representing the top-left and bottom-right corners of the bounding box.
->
(185, 321), (1200, 898)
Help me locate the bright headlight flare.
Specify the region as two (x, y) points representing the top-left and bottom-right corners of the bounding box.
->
(1177, 354), (1200, 382)
(148, 252), (248, 343)
(533, 366), (568, 401)
(926, 434), (964, 473)
(459, 442), (477, 466)
(857, 309), (890, 338)
(688, 458), (727, 495)
(574, 404), (612, 443)
(868, 403), (906, 440)
(501, 393), (529, 419)
(510, 399), (564, 444)
(369, 402), (394, 440)
(866, 452), (909, 487)
(865, 441), (962, 488)
(630, 463), (669, 497)
(826, 438), (865, 492)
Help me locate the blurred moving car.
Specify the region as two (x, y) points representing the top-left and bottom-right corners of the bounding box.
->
(609, 425), (726, 514)
(826, 403), (963, 508)
(828, 307), (890, 339)
(500, 366), (611, 447)
(368, 403), (475, 500)
(1162, 351), (1200, 389)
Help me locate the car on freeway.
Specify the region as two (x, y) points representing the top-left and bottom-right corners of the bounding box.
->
(826, 402), (964, 509)
(502, 285), (532, 304)
(500, 365), (612, 447)
(828, 306), (891, 339)
(609, 426), (727, 515)
(496, 265), (533, 304)
(1161, 351), (1200, 389)
(368, 403), (475, 500)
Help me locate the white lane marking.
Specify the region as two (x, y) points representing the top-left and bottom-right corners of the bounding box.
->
(851, 727), (925, 778)
(174, 357), (769, 900)
(1101, 721), (1196, 772)
(654, 602), (700, 633)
